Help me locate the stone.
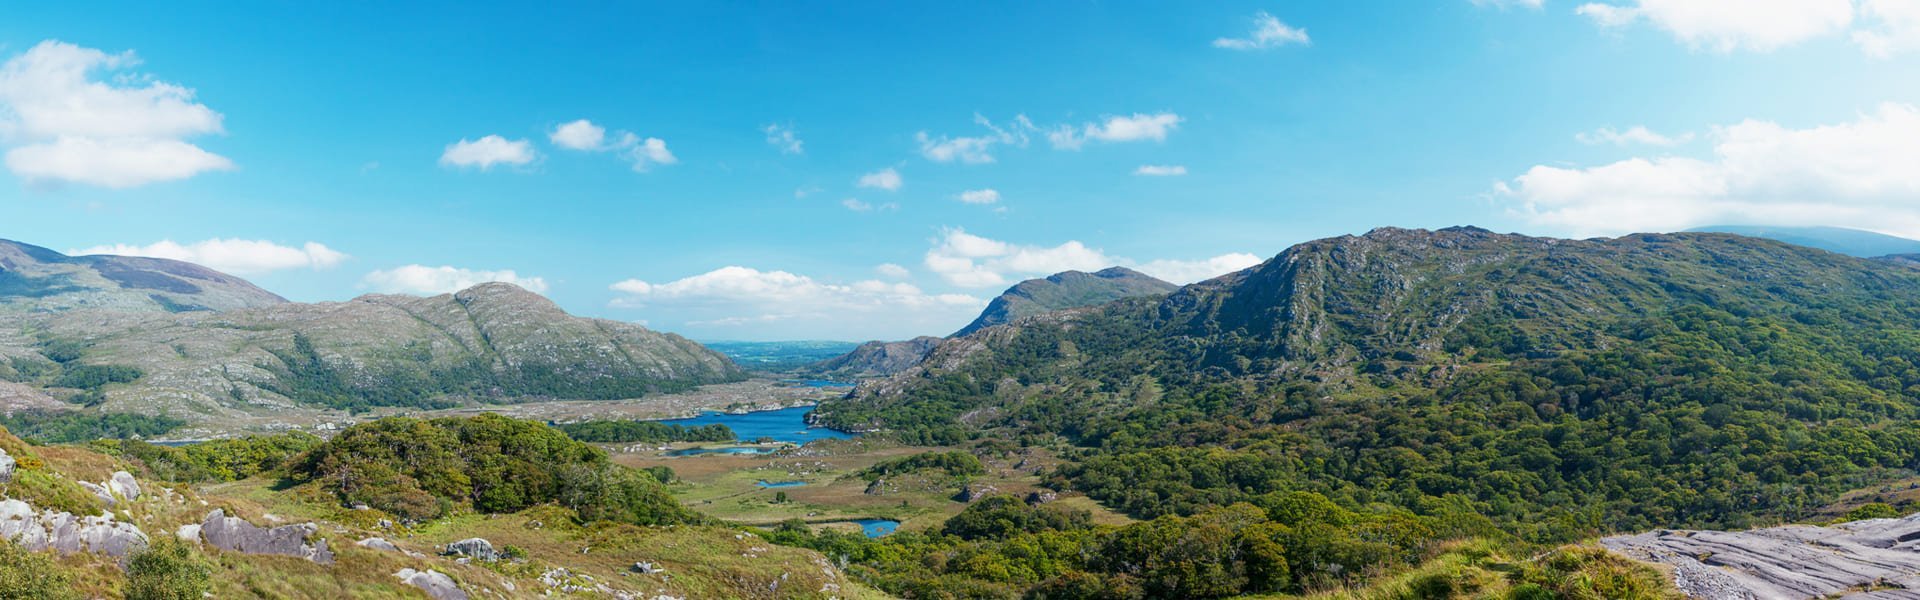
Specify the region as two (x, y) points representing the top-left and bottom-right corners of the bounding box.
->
(1025, 491), (1058, 505)
(197, 509), (334, 564)
(0, 447), (14, 484)
(634, 561), (662, 574)
(106, 471), (141, 501)
(0, 498), (148, 557)
(77, 481), (114, 507)
(443, 537), (497, 561)
(955, 483), (998, 503)
(394, 568), (467, 600)
(356, 537), (399, 552)
(175, 523), (201, 542)
(1604, 513), (1920, 599)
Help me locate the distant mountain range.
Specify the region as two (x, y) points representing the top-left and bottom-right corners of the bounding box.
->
(0, 239), (286, 312)
(0, 242), (743, 432)
(1686, 225), (1920, 257)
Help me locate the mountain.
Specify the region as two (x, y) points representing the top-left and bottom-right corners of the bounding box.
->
(808, 336), (942, 379)
(1686, 225), (1920, 257)
(953, 266), (1176, 337)
(0, 281), (743, 433)
(817, 226), (1920, 540)
(0, 239), (287, 313)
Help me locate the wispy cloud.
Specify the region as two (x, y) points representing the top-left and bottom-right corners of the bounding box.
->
(1214, 12), (1311, 50)
(71, 239), (347, 275)
(441, 135), (537, 170)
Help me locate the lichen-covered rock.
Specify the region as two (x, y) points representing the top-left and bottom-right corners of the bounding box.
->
(197, 509), (334, 564)
(395, 568), (467, 600)
(1604, 513), (1920, 599)
(0, 498), (148, 557)
(0, 447), (14, 484)
(77, 481), (115, 507)
(443, 537), (497, 561)
(106, 471), (141, 501)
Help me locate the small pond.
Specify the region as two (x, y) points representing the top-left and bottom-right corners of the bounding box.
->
(854, 519), (900, 538)
(755, 480), (808, 488)
(665, 446), (780, 457)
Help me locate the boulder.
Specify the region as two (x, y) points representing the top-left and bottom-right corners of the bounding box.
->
(1025, 491), (1059, 505)
(955, 483), (999, 503)
(197, 509), (334, 564)
(0, 447), (14, 484)
(77, 481), (115, 507)
(0, 498), (148, 557)
(1604, 513), (1920, 599)
(175, 524), (201, 542)
(443, 537), (497, 561)
(394, 568), (467, 600)
(106, 471), (141, 501)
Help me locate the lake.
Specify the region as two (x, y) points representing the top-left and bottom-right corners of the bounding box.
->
(854, 519), (899, 537)
(657, 406), (855, 445)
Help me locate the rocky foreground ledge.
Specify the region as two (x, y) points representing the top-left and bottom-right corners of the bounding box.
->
(1604, 514), (1920, 599)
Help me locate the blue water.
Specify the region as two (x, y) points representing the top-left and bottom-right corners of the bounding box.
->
(778, 378), (856, 388)
(854, 519), (899, 538)
(658, 406), (855, 446)
(666, 446), (779, 457)
(755, 480), (808, 488)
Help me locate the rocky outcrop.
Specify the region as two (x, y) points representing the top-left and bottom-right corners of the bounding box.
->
(196, 509), (334, 564)
(809, 337), (942, 379)
(443, 537), (497, 561)
(0, 447), (14, 484)
(956, 483), (999, 503)
(954, 266), (1178, 337)
(1604, 513), (1920, 599)
(395, 568), (467, 600)
(106, 471), (140, 501)
(0, 498), (147, 557)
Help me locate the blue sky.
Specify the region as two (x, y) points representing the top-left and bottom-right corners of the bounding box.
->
(4, 1), (1920, 340)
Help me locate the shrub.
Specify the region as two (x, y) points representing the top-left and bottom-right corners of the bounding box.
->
(124, 537), (212, 600)
(0, 539), (77, 600)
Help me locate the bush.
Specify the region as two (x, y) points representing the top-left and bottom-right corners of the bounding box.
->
(124, 537), (212, 600)
(0, 539), (77, 600)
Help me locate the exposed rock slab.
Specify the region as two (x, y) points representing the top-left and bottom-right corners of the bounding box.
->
(196, 509), (334, 564)
(443, 537), (497, 561)
(1604, 514), (1920, 599)
(395, 568), (467, 600)
(0, 447), (14, 484)
(0, 498), (147, 557)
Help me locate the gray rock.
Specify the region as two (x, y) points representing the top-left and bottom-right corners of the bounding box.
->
(1604, 513), (1920, 599)
(106, 471), (141, 501)
(197, 509), (334, 564)
(0, 447), (14, 484)
(174, 523), (201, 542)
(355, 537), (399, 552)
(955, 483), (998, 503)
(0, 498), (148, 557)
(443, 537), (497, 561)
(77, 481), (115, 507)
(394, 568), (467, 600)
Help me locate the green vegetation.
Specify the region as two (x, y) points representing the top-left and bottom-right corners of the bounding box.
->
(292, 413), (696, 525)
(799, 230), (1920, 597)
(124, 538), (212, 600)
(860, 450), (986, 479)
(0, 539), (78, 600)
(96, 432), (322, 482)
(557, 419), (734, 443)
(0, 411), (184, 444)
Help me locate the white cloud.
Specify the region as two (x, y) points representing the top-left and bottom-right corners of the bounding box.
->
(1048, 113), (1183, 150)
(916, 115), (1032, 164)
(549, 119), (606, 150)
(924, 228), (1255, 288)
(956, 189), (1000, 204)
(1135, 253), (1263, 284)
(1575, 125), (1693, 146)
(363, 265), (548, 295)
(71, 239), (347, 275)
(1497, 102), (1920, 237)
(617, 133), (677, 171)
(1134, 164), (1189, 176)
(1577, 0), (1855, 52)
(1854, 0), (1920, 57)
(440, 135), (536, 170)
(857, 167), (902, 191)
(764, 124), (804, 155)
(1214, 12), (1311, 50)
(0, 40), (233, 188)
(546, 119), (676, 171)
(608, 266), (984, 339)
(876, 263), (911, 278)
(1471, 0), (1545, 8)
